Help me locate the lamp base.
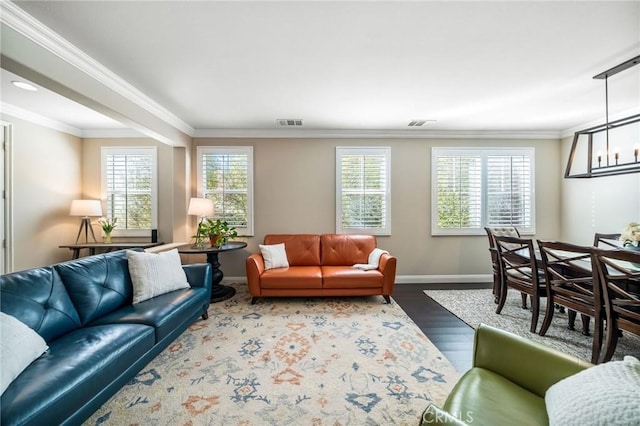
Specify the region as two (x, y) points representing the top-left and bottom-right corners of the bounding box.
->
(74, 217), (98, 244)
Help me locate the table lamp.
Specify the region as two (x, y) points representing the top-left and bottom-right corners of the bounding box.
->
(70, 199), (102, 244)
(188, 197), (214, 247)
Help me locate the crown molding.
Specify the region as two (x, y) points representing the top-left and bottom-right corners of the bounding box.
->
(0, 1), (194, 137)
(0, 102), (82, 137)
(81, 128), (147, 139)
(193, 128), (561, 140)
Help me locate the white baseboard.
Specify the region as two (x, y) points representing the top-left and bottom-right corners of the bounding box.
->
(222, 275), (492, 285)
(395, 274), (492, 284)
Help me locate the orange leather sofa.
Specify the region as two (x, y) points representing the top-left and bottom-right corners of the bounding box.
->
(246, 234), (397, 304)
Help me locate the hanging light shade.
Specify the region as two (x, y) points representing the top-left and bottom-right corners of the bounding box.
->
(564, 55), (640, 178)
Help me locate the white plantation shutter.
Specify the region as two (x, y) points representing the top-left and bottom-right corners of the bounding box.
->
(102, 147), (157, 236)
(336, 147), (391, 235)
(432, 148), (535, 235)
(435, 154), (482, 230)
(486, 154), (533, 229)
(197, 146), (253, 235)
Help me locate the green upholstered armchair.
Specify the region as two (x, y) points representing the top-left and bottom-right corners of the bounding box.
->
(421, 324), (592, 426)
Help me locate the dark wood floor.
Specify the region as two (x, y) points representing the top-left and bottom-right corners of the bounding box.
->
(392, 283), (492, 372)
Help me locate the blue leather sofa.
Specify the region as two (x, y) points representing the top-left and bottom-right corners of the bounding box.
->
(0, 249), (212, 426)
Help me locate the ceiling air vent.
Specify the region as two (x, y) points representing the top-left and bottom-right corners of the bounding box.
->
(277, 119), (303, 127)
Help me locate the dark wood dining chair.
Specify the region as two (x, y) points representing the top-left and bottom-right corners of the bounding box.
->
(537, 240), (601, 363)
(485, 227), (521, 304)
(593, 233), (622, 249)
(494, 235), (545, 333)
(592, 247), (640, 363)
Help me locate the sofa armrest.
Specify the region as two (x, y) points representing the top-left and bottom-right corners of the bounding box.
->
(378, 253), (397, 295)
(420, 404), (469, 426)
(473, 323), (591, 397)
(183, 263), (212, 290)
(246, 254), (265, 297)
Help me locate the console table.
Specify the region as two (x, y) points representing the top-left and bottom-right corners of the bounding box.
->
(59, 242), (165, 260)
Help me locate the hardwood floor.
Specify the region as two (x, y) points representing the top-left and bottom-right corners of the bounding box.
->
(392, 283), (492, 373)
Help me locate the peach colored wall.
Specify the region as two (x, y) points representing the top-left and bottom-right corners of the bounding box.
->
(2, 114), (82, 271)
(194, 137), (562, 280)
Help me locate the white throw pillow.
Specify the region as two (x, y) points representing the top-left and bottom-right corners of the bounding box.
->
(1, 312), (49, 395)
(545, 355), (640, 426)
(259, 243), (289, 270)
(127, 249), (190, 304)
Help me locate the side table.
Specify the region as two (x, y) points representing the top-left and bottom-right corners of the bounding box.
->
(177, 241), (247, 302)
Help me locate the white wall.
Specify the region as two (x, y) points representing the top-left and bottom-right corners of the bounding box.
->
(560, 136), (640, 245)
(1, 114), (82, 271)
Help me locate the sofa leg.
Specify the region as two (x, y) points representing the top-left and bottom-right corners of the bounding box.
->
(202, 310), (209, 320)
(383, 295), (391, 304)
(251, 297), (259, 305)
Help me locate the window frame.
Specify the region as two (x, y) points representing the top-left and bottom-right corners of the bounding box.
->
(101, 146), (158, 237)
(336, 146), (391, 235)
(196, 146), (254, 237)
(431, 147), (535, 236)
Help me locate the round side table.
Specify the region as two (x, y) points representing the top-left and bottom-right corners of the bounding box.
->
(177, 241), (247, 302)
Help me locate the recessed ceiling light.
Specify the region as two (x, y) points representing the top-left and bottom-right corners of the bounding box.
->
(11, 80), (38, 91)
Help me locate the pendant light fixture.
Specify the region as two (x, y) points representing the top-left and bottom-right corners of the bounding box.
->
(564, 55), (640, 178)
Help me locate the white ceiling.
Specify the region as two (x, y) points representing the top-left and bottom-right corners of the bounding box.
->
(2, 1), (640, 138)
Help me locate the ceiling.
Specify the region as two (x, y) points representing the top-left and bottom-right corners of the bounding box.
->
(2, 1), (640, 139)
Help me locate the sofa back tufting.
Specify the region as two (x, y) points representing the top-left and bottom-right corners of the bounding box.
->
(0, 266), (81, 342)
(264, 234), (321, 266)
(320, 234), (375, 266)
(54, 250), (134, 324)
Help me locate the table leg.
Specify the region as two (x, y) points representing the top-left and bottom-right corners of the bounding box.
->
(205, 251), (236, 302)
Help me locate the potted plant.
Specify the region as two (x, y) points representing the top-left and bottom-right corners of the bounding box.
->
(97, 217), (117, 243)
(197, 218), (238, 248)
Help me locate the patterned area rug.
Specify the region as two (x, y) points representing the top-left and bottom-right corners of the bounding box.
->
(84, 284), (459, 425)
(424, 288), (640, 362)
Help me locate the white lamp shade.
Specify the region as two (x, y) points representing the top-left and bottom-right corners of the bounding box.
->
(187, 197), (214, 217)
(69, 200), (102, 217)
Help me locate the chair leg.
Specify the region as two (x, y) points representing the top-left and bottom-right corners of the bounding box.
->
(591, 316), (604, 364)
(520, 292), (528, 309)
(383, 295), (391, 304)
(580, 314), (591, 336)
(201, 310), (209, 320)
(567, 309), (577, 330)
(530, 294), (540, 333)
(599, 321), (619, 364)
(538, 296), (555, 336)
(251, 297), (259, 305)
(496, 284), (508, 314)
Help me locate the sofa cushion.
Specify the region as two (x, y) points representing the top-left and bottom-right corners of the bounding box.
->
(443, 367), (548, 426)
(321, 266), (383, 288)
(89, 286), (209, 342)
(545, 356), (640, 426)
(260, 266), (323, 288)
(264, 234), (321, 266)
(321, 234), (376, 266)
(259, 243), (289, 270)
(0, 323), (154, 426)
(0, 313), (49, 396)
(55, 250), (134, 324)
(0, 266), (81, 342)
(126, 249), (190, 303)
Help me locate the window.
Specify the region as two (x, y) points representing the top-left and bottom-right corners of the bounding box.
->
(336, 147), (391, 235)
(432, 147), (535, 235)
(196, 146), (253, 236)
(101, 147), (157, 236)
